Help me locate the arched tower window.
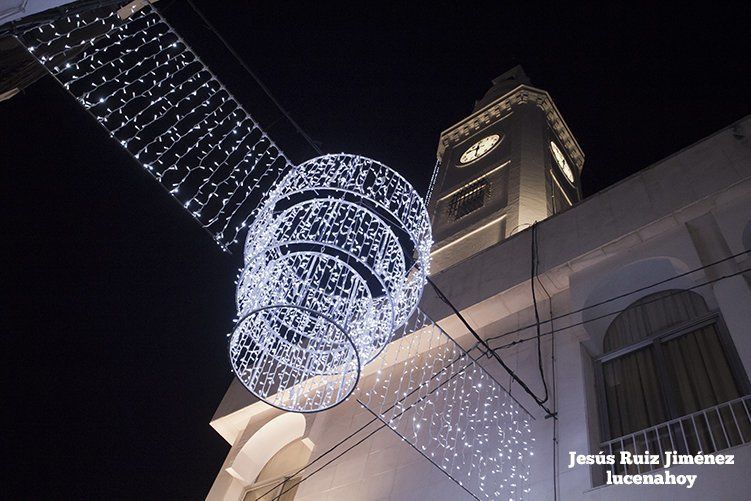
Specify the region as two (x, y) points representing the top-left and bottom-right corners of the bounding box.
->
(596, 290), (750, 458)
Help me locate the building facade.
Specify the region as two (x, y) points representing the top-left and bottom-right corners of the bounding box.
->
(208, 68), (751, 500)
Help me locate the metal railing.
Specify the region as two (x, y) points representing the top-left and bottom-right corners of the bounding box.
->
(599, 395), (751, 479)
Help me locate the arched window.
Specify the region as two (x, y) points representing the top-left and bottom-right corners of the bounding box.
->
(596, 290), (750, 465)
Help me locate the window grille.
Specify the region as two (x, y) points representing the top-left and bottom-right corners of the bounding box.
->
(447, 179), (490, 220)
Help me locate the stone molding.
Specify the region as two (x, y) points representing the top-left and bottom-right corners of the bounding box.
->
(438, 84), (585, 171)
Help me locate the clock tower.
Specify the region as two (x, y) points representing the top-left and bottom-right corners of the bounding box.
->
(429, 66), (584, 272)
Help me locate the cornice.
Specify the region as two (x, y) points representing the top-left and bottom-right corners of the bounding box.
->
(437, 84), (585, 172)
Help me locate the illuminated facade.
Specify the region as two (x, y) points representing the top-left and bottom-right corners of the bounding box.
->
(208, 69), (751, 500)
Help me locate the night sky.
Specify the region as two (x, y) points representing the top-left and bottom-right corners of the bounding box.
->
(4, 1), (750, 498)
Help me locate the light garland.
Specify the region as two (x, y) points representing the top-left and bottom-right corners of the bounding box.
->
(20, 7), (535, 497)
(19, 4), (290, 250)
(230, 154), (433, 412)
(425, 158), (441, 206)
(358, 308), (534, 500)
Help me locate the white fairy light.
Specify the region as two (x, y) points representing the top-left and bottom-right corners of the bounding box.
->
(22, 6), (534, 495)
(231, 154), (432, 412)
(357, 309), (534, 500)
(20, 4), (289, 249)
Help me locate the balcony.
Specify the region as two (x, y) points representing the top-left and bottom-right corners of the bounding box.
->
(598, 395), (751, 480)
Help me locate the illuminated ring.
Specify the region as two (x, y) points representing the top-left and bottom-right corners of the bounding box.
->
(229, 304), (361, 413)
(237, 248), (396, 366)
(238, 198), (402, 364)
(231, 154), (432, 412)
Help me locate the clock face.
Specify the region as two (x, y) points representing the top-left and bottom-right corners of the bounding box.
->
(459, 134), (501, 165)
(550, 141), (575, 184)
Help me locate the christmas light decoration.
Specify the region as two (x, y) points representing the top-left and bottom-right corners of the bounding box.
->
(19, 4), (289, 250)
(425, 158), (441, 205)
(358, 308), (534, 500)
(19, 6), (535, 497)
(231, 154), (432, 412)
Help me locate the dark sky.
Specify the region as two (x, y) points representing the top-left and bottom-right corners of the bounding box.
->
(4, 1), (750, 499)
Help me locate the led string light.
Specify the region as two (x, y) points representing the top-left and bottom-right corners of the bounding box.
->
(20, 4), (291, 249)
(54, 13), (161, 78)
(31, 11), (121, 61)
(80, 52), (200, 113)
(230, 154), (433, 412)
(425, 158), (441, 205)
(148, 99), (240, 179)
(167, 116), (256, 194)
(357, 308), (534, 500)
(210, 145), (286, 244)
(20, 6), (535, 497)
(130, 87), (229, 158)
(253, 307), (534, 501)
(59, 16), (166, 86)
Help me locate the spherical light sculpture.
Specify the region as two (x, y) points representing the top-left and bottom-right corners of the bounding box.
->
(229, 154), (432, 412)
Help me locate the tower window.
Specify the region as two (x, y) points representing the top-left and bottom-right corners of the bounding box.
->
(448, 179), (490, 220)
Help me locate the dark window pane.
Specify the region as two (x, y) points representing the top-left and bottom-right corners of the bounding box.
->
(448, 179), (490, 220)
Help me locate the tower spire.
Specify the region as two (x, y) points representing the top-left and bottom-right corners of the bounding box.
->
(474, 65), (531, 112)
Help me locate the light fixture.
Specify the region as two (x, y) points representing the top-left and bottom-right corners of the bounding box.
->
(231, 154), (432, 412)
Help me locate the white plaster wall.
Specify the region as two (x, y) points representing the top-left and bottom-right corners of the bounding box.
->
(294, 400), (470, 501)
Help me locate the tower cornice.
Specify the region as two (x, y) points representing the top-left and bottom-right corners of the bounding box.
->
(438, 84), (585, 172)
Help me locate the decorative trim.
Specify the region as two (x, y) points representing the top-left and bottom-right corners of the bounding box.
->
(432, 214), (507, 256)
(438, 84), (585, 172)
(437, 160), (511, 201)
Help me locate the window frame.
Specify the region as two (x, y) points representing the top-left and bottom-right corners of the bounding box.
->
(594, 309), (750, 442)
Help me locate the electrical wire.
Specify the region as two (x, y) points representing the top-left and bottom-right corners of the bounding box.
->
(274, 420), (389, 499)
(427, 276), (555, 416)
(184, 0), (322, 156)
(253, 351), (474, 500)
(250, 414), (382, 499)
(529, 222), (550, 406)
(532, 224), (559, 501)
(272, 358), (483, 501)
(425, 222), (558, 416)
(486, 248), (750, 346)
(491, 267), (751, 352)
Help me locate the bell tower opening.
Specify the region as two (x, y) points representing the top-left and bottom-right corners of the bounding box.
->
(429, 65), (585, 272)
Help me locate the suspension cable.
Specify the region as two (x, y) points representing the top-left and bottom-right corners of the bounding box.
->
(185, 0), (322, 156)
(487, 248), (750, 346)
(492, 267), (750, 352)
(427, 276), (555, 415)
